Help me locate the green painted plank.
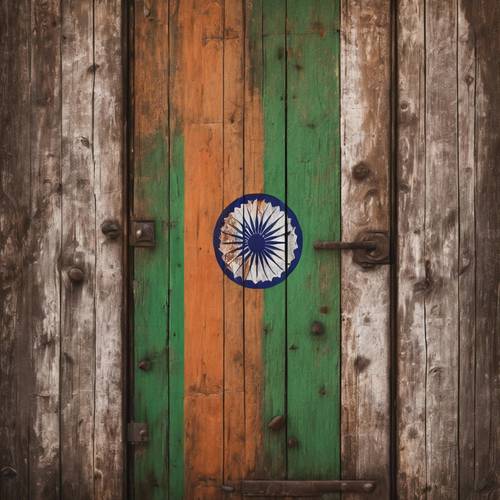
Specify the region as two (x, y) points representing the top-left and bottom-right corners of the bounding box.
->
(262, 0), (287, 479)
(286, 0), (341, 482)
(169, 131), (184, 499)
(133, 131), (169, 499)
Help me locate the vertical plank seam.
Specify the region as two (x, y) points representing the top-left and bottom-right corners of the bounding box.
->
(222, 0), (226, 485)
(58, 0), (64, 495)
(423, 0), (428, 494)
(166, 0), (171, 492)
(283, 0), (289, 478)
(242, 0), (247, 481)
(91, 1), (97, 497)
(390, 0), (399, 496)
(472, 41), (478, 494)
(455, 1), (460, 496)
(28, 0), (34, 495)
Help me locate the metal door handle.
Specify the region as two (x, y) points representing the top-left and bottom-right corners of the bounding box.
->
(313, 230), (390, 268)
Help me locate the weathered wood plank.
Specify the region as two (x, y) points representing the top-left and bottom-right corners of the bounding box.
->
(340, 0), (391, 497)
(29, 1), (63, 498)
(223, 0), (245, 491)
(132, 0), (170, 497)
(396, 0), (427, 497)
(424, 1), (459, 497)
(398, 1), (500, 498)
(178, 1), (224, 498)
(286, 0), (341, 481)
(461, 1), (500, 496)
(60, 1), (97, 497)
(457, 3), (476, 498)
(93, 0), (124, 497)
(0, 1), (32, 498)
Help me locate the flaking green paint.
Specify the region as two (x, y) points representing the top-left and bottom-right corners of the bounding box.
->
(133, 131), (169, 499)
(257, 0), (341, 483)
(286, 0), (341, 482)
(134, 130), (185, 499)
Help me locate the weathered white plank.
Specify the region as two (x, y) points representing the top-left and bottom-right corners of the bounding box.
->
(340, 1), (391, 497)
(60, 1), (96, 497)
(396, 0), (427, 497)
(93, 0), (124, 498)
(424, 1), (459, 497)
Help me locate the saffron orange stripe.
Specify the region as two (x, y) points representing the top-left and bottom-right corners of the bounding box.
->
(178, 1), (225, 498)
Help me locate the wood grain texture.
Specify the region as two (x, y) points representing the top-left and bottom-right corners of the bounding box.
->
(424, 3), (459, 497)
(178, 1), (225, 498)
(169, 4), (185, 499)
(243, 0), (265, 480)
(0, 1), (32, 498)
(132, 0), (170, 497)
(261, 0), (287, 480)
(340, 0), (391, 498)
(93, 0), (124, 497)
(460, 1), (500, 497)
(60, 1), (97, 497)
(397, 0), (500, 497)
(1, 2), (123, 499)
(223, 0), (246, 491)
(396, 0), (427, 496)
(457, 3), (476, 498)
(286, 0), (341, 481)
(29, 1), (63, 498)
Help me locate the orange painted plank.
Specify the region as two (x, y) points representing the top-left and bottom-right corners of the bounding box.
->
(223, 0), (246, 490)
(243, 0), (265, 476)
(178, 0), (225, 498)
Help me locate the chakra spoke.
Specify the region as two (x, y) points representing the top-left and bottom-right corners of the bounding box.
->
(221, 230), (244, 240)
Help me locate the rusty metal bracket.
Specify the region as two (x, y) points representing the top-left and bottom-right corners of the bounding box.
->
(127, 422), (149, 444)
(222, 480), (377, 496)
(130, 219), (155, 247)
(314, 230), (390, 268)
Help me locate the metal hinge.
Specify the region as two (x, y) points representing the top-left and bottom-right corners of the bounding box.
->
(129, 219), (155, 247)
(127, 422), (149, 444)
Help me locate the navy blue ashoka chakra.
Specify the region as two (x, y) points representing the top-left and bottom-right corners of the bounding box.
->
(213, 194), (303, 289)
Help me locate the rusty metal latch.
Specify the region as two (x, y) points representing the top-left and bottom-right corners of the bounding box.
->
(314, 230), (390, 268)
(127, 422), (149, 444)
(221, 480), (377, 496)
(130, 220), (155, 247)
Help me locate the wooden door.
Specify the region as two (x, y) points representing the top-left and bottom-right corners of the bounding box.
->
(130, 1), (391, 498)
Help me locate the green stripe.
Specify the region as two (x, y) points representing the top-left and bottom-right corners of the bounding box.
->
(169, 132), (184, 499)
(286, 0), (341, 482)
(262, 0), (287, 478)
(133, 131), (169, 499)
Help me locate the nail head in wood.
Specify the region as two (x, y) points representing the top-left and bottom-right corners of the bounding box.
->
(101, 219), (121, 239)
(68, 267), (85, 283)
(138, 359), (151, 371)
(267, 415), (286, 431)
(311, 321), (325, 336)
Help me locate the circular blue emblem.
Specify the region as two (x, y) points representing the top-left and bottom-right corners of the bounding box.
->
(213, 193), (303, 289)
